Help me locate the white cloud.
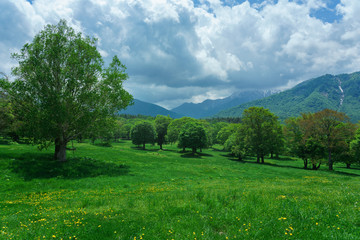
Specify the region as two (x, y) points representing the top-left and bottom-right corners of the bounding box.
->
(1, 0), (360, 109)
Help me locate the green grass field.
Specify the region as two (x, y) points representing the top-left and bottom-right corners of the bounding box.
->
(1, 140), (360, 239)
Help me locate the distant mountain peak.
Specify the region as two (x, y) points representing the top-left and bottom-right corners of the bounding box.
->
(171, 89), (279, 118)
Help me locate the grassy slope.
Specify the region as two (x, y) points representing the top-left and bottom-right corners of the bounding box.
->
(0, 141), (360, 239)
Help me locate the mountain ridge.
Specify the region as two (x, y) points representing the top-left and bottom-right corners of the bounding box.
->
(119, 99), (183, 118)
(171, 89), (280, 118)
(214, 71), (360, 122)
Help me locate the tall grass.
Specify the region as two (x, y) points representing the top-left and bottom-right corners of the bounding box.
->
(0, 140), (359, 239)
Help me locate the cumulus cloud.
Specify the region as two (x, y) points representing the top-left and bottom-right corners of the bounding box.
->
(1, 0), (360, 109)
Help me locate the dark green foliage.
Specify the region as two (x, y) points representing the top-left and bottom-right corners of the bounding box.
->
(130, 121), (156, 149)
(217, 124), (239, 145)
(284, 110), (355, 170)
(311, 109), (355, 170)
(0, 74), (17, 139)
(155, 115), (172, 150)
(167, 117), (195, 144)
(120, 123), (133, 140)
(207, 117), (243, 123)
(178, 121), (207, 153)
(215, 72), (360, 122)
(210, 122), (228, 144)
(241, 107), (282, 163)
(349, 127), (360, 167)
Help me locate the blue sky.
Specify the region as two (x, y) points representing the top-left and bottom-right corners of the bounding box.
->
(2, 0), (359, 109)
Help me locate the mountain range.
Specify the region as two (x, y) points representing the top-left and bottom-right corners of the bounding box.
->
(120, 71), (360, 122)
(170, 90), (279, 119)
(215, 71), (360, 122)
(119, 99), (183, 118)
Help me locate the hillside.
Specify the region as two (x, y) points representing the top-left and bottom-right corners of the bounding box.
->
(171, 90), (278, 118)
(215, 72), (360, 122)
(119, 99), (183, 118)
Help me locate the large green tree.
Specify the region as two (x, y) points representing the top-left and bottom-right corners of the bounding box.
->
(167, 117), (195, 144)
(7, 20), (133, 161)
(178, 121), (207, 154)
(130, 121), (156, 150)
(284, 116), (310, 168)
(242, 107), (280, 163)
(311, 109), (354, 170)
(155, 115), (172, 150)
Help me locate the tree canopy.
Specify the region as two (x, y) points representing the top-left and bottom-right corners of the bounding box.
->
(241, 107), (281, 163)
(6, 20), (133, 161)
(130, 121), (156, 150)
(178, 121), (207, 153)
(155, 115), (172, 150)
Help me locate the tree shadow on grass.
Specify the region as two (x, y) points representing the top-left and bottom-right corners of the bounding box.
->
(329, 170), (360, 177)
(0, 139), (12, 145)
(130, 146), (160, 152)
(224, 153), (304, 170)
(93, 142), (113, 147)
(10, 153), (129, 181)
(224, 153), (360, 177)
(180, 151), (213, 158)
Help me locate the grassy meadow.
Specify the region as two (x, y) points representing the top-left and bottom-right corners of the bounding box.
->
(0, 140), (360, 239)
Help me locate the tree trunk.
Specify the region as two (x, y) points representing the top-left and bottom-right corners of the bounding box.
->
(256, 154), (260, 163)
(312, 163), (321, 170)
(183, 147), (185, 152)
(192, 147), (196, 154)
(54, 138), (60, 160)
(159, 143), (163, 150)
(54, 137), (67, 162)
(143, 142), (146, 150)
(261, 155), (264, 164)
(346, 163), (351, 169)
(303, 158), (308, 169)
(328, 150), (333, 171)
(270, 152), (273, 159)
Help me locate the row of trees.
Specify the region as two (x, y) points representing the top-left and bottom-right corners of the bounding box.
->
(221, 108), (360, 170)
(125, 107), (360, 171)
(130, 116), (210, 153)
